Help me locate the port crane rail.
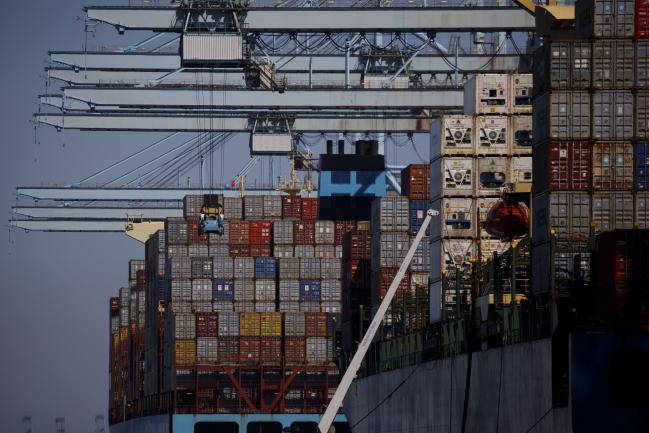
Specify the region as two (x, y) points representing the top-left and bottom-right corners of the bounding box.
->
(319, 208), (439, 433)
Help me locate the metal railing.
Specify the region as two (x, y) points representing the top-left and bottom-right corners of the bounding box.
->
(127, 0), (520, 8)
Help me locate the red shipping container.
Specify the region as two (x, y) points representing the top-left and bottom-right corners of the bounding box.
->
(294, 220), (316, 245)
(250, 244), (272, 257)
(300, 197), (318, 220)
(549, 141), (591, 191)
(229, 244), (251, 257)
(373, 268), (410, 303)
(259, 337), (282, 365)
(400, 164), (430, 200)
(305, 312), (328, 337)
(637, 0), (649, 38)
(282, 196), (302, 219)
(218, 337), (239, 364)
(229, 220), (250, 244)
(334, 221), (357, 246)
(285, 337), (306, 364)
(343, 229), (372, 260)
(249, 220), (272, 245)
(239, 337), (261, 365)
(188, 220), (209, 245)
(196, 313), (219, 337)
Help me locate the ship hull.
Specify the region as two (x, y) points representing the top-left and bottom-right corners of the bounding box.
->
(343, 334), (649, 433)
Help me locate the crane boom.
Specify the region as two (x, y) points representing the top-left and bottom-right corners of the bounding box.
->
(318, 208), (439, 433)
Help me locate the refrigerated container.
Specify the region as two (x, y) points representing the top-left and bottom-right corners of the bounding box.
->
(511, 157), (533, 185)
(477, 157), (509, 195)
(430, 115), (475, 157)
(510, 74), (533, 113)
(432, 197), (475, 239)
(430, 157), (474, 198)
(510, 115), (533, 154)
(463, 74), (510, 114)
(476, 115), (509, 155)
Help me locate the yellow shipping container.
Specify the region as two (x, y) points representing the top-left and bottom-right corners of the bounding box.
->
(119, 326), (129, 344)
(260, 312), (282, 337)
(240, 312), (261, 336)
(175, 339), (197, 366)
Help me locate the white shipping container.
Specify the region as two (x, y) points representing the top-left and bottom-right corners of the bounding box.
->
(251, 134), (293, 154)
(197, 337), (218, 364)
(173, 314), (195, 340)
(255, 279), (277, 302)
(171, 280), (192, 303)
(188, 244), (209, 257)
(321, 280), (342, 301)
(463, 74), (510, 115)
(477, 157), (509, 195)
(479, 239), (511, 262)
(294, 245), (315, 258)
(477, 197), (500, 238)
(218, 312), (240, 336)
(169, 301), (192, 314)
(320, 258), (342, 279)
(279, 280), (300, 302)
(476, 115), (509, 155)
(335, 245), (343, 259)
(300, 258), (321, 279)
(433, 197), (475, 238)
(192, 279), (212, 302)
(511, 157), (533, 185)
(431, 157), (474, 198)
(182, 33), (243, 62)
(510, 115), (533, 154)
(321, 301), (342, 313)
(430, 115), (475, 157)
(315, 220), (335, 245)
(430, 239), (476, 281)
(509, 74), (533, 113)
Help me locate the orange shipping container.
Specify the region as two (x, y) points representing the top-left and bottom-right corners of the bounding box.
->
(174, 340), (197, 366)
(305, 312), (328, 337)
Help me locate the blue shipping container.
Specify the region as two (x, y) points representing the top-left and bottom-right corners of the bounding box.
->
(636, 143), (649, 189)
(410, 200), (431, 235)
(212, 279), (235, 301)
(299, 280), (322, 301)
(255, 257), (277, 279)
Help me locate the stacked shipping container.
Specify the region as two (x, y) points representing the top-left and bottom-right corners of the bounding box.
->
(533, 0), (649, 298)
(110, 194), (349, 419)
(429, 73), (533, 322)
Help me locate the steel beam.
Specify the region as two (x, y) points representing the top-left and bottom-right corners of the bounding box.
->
(36, 113), (434, 132)
(10, 220), (126, 232)
(13, 206), (182, 220)
(49, 52), (521, 73)
(85, 6), (536, 32)
(62, 87), (462, 109)
(16, 187), (288, 201)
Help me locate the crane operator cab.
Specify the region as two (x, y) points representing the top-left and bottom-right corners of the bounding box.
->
(200, 194), (225, 235)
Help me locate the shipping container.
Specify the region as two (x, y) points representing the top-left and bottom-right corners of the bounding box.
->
(534, 41), (591, 95)
(371, 196), (410, 232)
(371, 268), (411, 303)
(187, 221), (209, 245)
(212, 279), (234, 302)
(593, 40), (634, 89)
(576, 0), (635, 38)
(638, 1), (649, 38)
(168, 257), (191, 280)
(279, 280), (300, 302)
(532, 192), (591, 245)
(535, 141), (592, 192)
(476, 197), (501, 238)
(400, 164), (431, 199)
(429, 239), (475, 281)
(173, 340), (197, 366)
(321, 280), (342, 301)
(279, 302), (300, 312)
(223, 197), (242, 220)
(294, 221), (316, 245)
(477, 157), (509, 195)
(240, 312), (261, 336)
(250, 244), (272, 257)
(196, 313), (219, 337)
(282, 196), (302, 219)
(196, 337), (218, 364)
(299, 280), (322, 302)
(430, 157), (474, 198)
(476, 115), (509, 155)
(182, 33), (243, 62)
(511, 115), (533, 154)
(342, 229), (372, 260)
(212, 256), (234, 279)
(244, 196), (264, 220)
(183, 195), (204, 219)
(274, 244), (294, 258)
(334, 221), (357, 245)
(249, 220), (272, 245)
(301, 198), (318, 220)
(533, 91), (591, 143)
(284, 312), (306, 336)
(636, 192), (649, 227)
(637, 92), (649, 140)
(372, 231), (410, 269)
(263, 195), (282, 219)
(239, 337), (261, 365)
(188, 244), (209, 257)
(592, 91), (634, 140)
(165, 218), (189, 245)
(511, 156), (533, 185)
(229, 220), (250, 244)
(213, 302), (234, 312)
(171, 314), (195, 340)
(638, 43), (649, 87)
(321, 302), (342, 313)
(208, 221), (229, 244)
(233, 257), (255, 279)
(217, 312), (239, 336)
(254, 257), (277, 279)
(305, 312), (328, 337)
(254, 279), (276, 302)
(279, 258), (300, 280)
(191, 257), (213, 279)
(411, 237), (431, 272)
(430, 115), (474, 157)
(273, 220), (294, 245)
(636, 143), (649, 189)
(409, 200), (431, 236)
(217, 336), (239, 363)
(285, 337), (306, 364)
(294, 245), (315, 258)
(300, 258), (321, 279)
(315, 220), (335, 245)
(234, 279), (255, 302)
(463, 74), (510, 114)
(593, 192), (634, 232)
(260, 312), (282, 336)
(192, 279), (212, 303)
(171, 280), (192, 303)
(479, 239), (512, 262)
(209, 244), (229, 259)
(320, 258), (342, 279)
(260, 337), (282, 365)
(315, 245), (336, 259)
(510, 74), (533, 113)
(306, 337), (330, 364)
(433, 197), (475, 239)
(593, 142), (634, 190)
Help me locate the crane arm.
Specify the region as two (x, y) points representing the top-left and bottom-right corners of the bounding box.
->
(318, 208), (439, 433)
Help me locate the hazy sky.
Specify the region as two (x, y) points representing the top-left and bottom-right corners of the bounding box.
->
(0, 3), (427, 433)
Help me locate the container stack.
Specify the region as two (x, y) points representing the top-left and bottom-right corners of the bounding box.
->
(110, 194), (351, 418)
(532, 0), (649, 296)
(429, 73), (533, 322)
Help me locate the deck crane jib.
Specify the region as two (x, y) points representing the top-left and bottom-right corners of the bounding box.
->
(180, 0), (249, 66)
(249, 116), (293, 155)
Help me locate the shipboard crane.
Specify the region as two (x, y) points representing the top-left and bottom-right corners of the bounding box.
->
(318, 208), (440, 433)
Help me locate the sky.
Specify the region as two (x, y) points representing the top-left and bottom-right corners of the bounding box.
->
(0, 3), (428, 433)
